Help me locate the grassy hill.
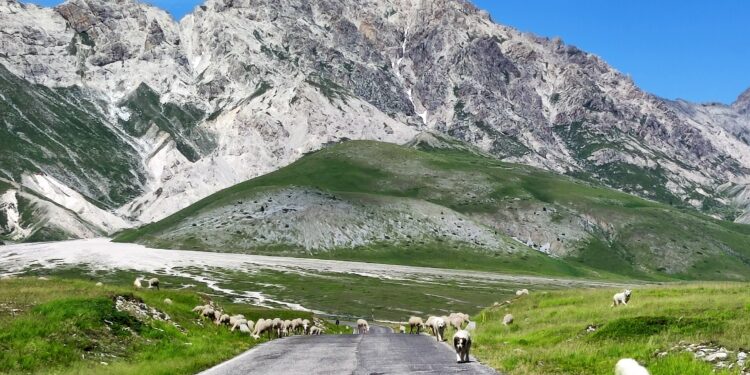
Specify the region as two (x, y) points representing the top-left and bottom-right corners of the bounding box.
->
(471, 283), (750, 375)
(116, 133), (750, 281)
(0, 277), (330, 375)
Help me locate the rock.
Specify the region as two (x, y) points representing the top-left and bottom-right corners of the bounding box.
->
(705, 352), (729, 362)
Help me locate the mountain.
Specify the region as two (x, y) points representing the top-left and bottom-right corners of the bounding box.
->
(1, 0), (749, 242)
(735, 87), (750, 114)
(115, 136), (750, 280)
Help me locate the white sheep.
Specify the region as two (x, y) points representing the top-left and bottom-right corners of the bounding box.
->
(309, 326), (323, 335)
(408, 316), (425, 334)
(252, 318), (274, 339)
(399, 325), (406, 334)
(229, 314), (246, 327)
(427, 316), (446, 341)
(95, 282), (103, 287)
(614, 358), (650, 375)
(290, 318), (302, 334)
(515, 289), (529, 296)
(216, 314), (231, 326)
(613, 289), (632, 307)
(272, 318), (283, 338)
(148, 278), (160, 290)
(133, 277), (143, 288)
(302, 319), (311, 335)
(281, 320), (293, 337)
(357, 319), (369, 334)
(502, 313), (514, 326)
(453, 330), (472, 363)
(448, 313), (470, 330)
(163, 298), (173, 305)
(201, 306), (216, 320)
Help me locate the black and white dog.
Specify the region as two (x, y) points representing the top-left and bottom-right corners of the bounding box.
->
(453, 330), (472, 363)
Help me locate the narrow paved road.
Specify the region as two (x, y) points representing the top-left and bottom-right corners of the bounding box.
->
(199, 329), (498, 375)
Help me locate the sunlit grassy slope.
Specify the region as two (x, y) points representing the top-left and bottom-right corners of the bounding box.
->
(0, 277), (319, 375)
(472, 283), (750, 375)
(116, 135), (750, 280)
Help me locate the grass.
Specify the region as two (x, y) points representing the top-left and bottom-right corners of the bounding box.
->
(0, 277), (326, 375)
(115, 137), (750, 281)
(472, 283), (750, 375)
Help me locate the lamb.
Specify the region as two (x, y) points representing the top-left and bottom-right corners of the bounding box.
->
(515, 289), (529, 296)
(309, 326), (323, 335)
(147, 278), (160, 290)
(163, 298), (173, 305)
(301, 319), (311, 335)
(427, 316), (446, 341)
(95, 282), (103, 287)
(408, 316), (425, 334)
(612, 289), (632, 307)
(614, 358), (650, 375)
(133, 277), (143, 288)
(399, 325), (406, 334)
(453, 330), (472, 363)
(356, 319), (369, 334)
(502, 313), (514, 326)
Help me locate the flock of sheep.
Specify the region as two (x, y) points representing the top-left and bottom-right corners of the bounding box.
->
(130, 276), (647, 373)
(191, 302), (323, 339)
(397, 312), (474, 363)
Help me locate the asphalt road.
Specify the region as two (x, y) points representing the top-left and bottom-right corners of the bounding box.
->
(198, 329), (498, 375)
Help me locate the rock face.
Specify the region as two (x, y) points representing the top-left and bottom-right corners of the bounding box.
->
(734, 87), (750, 115)
(1, 0), (749, 240)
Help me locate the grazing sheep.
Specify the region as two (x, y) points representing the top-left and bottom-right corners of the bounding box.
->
(356, 319), (369, 334)
(302, 319), (311, 335)
(408, 316), (424, 334)
(252, 319), (274, 340)
(272, 318), (283, 338)
(216, 314), (231, 326)
(427, 316), (446, 341)
(192, 304), (207, 313)
(453, 330), (472, 363)
(399, 325), (406, 334)
(229, 314), (246, 327)
(95, 282), (103, 287)
(515, 289), (529, 296)
(290, 318), (302, 334)
(163, 298), (173, 305)
(133, 277), (143, 288)
(613, 289), (632, 307)
(238, 323), (252, 334)
(309, 326), (323, 335)
(281, 320), (293, 337)
(148, 278), (160, 290)
(201, 306), (216, 320)
(614, 358), (650, 375)
(502, 313), (514, 326)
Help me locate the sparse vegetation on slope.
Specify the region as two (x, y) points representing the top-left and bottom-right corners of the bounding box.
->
(116, 135), (750, 280)
(472, 283), (750, 375)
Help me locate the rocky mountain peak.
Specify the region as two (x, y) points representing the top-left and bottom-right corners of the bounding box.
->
(734, 87), (750, 114)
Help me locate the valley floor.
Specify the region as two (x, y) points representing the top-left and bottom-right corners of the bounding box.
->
(0, 238), (621, 320)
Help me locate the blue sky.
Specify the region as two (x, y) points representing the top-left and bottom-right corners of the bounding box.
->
(24, 0), (749, 104)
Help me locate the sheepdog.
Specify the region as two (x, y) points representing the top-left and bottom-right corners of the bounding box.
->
(453, 330), (472, 363)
